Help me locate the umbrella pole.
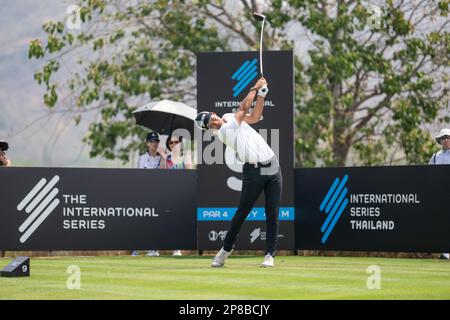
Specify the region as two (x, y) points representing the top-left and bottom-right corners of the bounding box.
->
(168, 114), (176, 137)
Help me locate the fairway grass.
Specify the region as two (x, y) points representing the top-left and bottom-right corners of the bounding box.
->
(0, 255), (449, 299)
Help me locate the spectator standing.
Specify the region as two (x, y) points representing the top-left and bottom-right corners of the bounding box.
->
(132, 132), (167, 257)
(429, 128), (450, 260)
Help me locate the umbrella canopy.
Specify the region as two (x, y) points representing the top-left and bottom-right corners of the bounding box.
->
(133, 99), (197, 137)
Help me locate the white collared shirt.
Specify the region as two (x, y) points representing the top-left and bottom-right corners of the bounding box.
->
(429, 149), (450, 165)
(137, 152), (161, 169)
(217, 113), (274, 163)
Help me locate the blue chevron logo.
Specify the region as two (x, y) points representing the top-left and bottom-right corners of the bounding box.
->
(319, 174), (349, 244)
(231, 58), (258, 97)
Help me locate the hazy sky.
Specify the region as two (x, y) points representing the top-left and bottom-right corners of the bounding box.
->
(0, 0), (125, 167)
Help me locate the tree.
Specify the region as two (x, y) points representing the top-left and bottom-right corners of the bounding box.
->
(294, 0), (450, 166)
(29, 0), (449, 166)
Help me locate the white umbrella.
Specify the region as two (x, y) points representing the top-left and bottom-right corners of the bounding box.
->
(133, 99), (197, 136)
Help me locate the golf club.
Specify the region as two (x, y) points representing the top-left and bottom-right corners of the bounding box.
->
(252, 5), (266, 77)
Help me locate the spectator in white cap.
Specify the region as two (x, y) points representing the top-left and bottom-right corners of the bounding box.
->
(429, 128), (450, 260)
(429, 128), (450, 165)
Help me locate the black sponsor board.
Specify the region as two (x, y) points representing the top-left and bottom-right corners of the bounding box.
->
(295, 165), (450, 252)
(0, 167), (197, 250)
(196, 51), (295, 250)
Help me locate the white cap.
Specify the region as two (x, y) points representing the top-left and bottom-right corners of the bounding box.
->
(436, 128), (450, 144)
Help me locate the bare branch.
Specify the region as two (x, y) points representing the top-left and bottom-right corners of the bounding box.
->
(203, 5), (255, 47)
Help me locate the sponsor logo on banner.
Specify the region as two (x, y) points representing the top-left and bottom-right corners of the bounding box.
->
(15, 176), (159, 244)
(248, 228), (285, 243)
(213, 58), (275, 111)
(319, 174), (420, 244)
(250, 228), (266, 243)
(17, 175), (61, 243)
(208, 230), (227, 242)
(319, 175), (349, 244)
(231, 59), (258, 97)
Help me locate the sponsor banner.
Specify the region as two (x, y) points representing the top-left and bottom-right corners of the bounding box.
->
(196, 51), (295, 250)
(0, 167), (197, 250)
(295, 165), (450, 252)
(197, 221), (294, 250)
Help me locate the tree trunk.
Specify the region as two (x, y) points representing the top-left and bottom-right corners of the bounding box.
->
(329, 2), (350, 166)
(332, 109), (352, 166)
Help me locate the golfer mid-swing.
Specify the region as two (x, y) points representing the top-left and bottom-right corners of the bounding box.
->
(195, 77), (282, 268)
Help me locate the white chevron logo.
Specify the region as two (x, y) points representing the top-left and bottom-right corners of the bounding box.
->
(250, 228), (261, 243)
(17, 175), (60, 243)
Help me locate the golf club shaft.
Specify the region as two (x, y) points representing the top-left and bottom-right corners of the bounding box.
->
(259, 18), (265, 77)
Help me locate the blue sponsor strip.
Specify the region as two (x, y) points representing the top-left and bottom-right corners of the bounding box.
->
(236, 59), (258, 81)
(319, 177), (340, 212)
(321, 187), (348, 233)
(197, 207), (295, 221)
(325, 174), (348, 213)
(321, 198), (348, 244)
(233, 70), (258, 97)
(232, 60), (250, 80)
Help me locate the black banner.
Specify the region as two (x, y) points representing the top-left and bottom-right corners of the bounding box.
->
(196, 51), (295, 250)
(295, 165), (450, 252)
(2, 165), (449, 252)
(0, 167), (197, 250)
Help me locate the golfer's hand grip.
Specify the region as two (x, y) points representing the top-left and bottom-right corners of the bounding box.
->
(257, 84), (268, 98)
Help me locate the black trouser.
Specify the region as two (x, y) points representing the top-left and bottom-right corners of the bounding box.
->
(223, 156), (282, 256)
